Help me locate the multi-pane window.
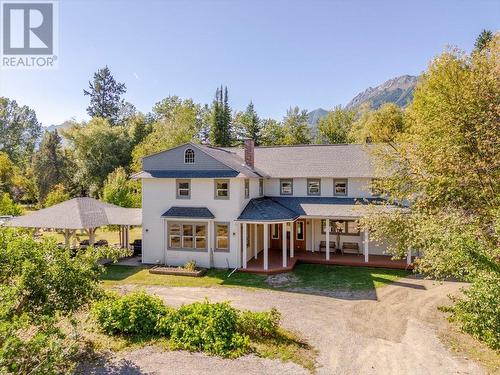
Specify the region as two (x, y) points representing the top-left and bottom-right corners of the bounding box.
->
(307, 179), (321, 195)
(195, 225), (206, 249)
(333, 179), (348, 196)
(280, 179), (293, 195)
(215, 179), (229, 199)
(215, 223), (229, 250)
(259, 179), (264, 196)
(321, 220), (359, 235)
(184, 148), (195, 164)
(296, 221), (304, 240)
(272, 224), (280, 239)
(176, 179), (190, 199)
(244, 179), (250, 199)
(169, 223), (181, 248)
(169, 223), (207, 250)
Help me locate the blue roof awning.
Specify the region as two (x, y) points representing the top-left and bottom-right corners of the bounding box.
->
(161, 206), (215, 219)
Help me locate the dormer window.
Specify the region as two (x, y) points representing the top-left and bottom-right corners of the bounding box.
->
(184, 148), (195, 164)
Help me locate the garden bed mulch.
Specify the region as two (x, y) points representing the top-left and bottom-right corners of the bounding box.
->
(149, 265), (207, 277)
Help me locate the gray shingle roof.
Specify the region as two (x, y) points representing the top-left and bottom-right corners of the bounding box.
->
(230, 144), (380, 178)
(132, 170), (239, 179)
(195, 143), (266, 178)
(238, 196), (396, 221)
(8, 198), (142, 229)
(161, 206), (215, 219)
(237, 197), (299, 221)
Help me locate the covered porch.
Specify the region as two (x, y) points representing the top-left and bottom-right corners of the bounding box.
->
(237, 197), (413, 274)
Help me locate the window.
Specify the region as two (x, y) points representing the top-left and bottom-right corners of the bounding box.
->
(169, 222), (207, 250)
(272, 224), (280, 239)
(215, 179), (229, 199)
(184, 148), (195, 164)
(333, 179), (348, 196)
(307, 179), (321, 195)
(169, 223), (181, 248)
(215, 223), (229, 250)
(296, 221), (304, 240)
(321, 220), (359, 235)
(244, 179), (250, 199)
(280, 179), (293, 195)
(182, 224), (193, 248)
(195, 225), (206, 249)
(176, 179), (190, 199)
(346, 221), (360, 235)
(259, 179), (264, 196)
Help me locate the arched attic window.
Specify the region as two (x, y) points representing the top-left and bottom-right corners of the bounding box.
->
(184, 148), (195, 164)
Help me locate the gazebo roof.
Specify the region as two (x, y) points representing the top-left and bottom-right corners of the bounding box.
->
(8, 197), (142, 230)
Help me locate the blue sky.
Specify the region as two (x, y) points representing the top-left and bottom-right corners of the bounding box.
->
(0, 0), (498, 126)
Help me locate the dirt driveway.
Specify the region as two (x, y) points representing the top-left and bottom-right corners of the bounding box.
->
(84, 276), (485, 375)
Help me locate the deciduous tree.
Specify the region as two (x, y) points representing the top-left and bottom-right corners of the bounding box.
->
(317, 105), (355, 144)
(282, 106), (311, 145)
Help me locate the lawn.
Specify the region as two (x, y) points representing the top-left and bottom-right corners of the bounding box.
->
(101, 263), (409, 292)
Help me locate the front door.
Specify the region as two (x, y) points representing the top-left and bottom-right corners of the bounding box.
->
(293, 220), (306, 251)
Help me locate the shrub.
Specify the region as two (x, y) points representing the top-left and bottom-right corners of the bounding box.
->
(91, 291), (167, 336)
(168, 300), (249, 357)
(449, 273), (500, 350)
(183, 260), (196, 271)
(237, 308), (281, 339)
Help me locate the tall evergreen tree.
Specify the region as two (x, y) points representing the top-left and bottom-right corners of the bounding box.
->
(235, 101), (261, 144)
(32, 130), (71, 204)
(83, 66), (127, 125)
(210, 86), (232, 146)
(474, 29), (493, 52)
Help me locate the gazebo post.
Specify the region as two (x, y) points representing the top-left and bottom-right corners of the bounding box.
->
(88, 228), (96, 246)
(64, 229), (71, 248)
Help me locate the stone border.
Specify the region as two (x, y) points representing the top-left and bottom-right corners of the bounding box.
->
(149, 265), (207, 277)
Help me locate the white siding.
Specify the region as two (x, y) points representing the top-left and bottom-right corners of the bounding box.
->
(142, 177), (244, 268)
(264, 177), (373, 198)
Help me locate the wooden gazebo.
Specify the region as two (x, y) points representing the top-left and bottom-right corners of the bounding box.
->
(8, 197), (142, 248)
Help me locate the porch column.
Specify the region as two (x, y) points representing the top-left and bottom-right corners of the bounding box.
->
(364, 228), (369, 262)
(125, 225), (130, 249)
(263, 224), (269, 270)
(207, 220), (213, 268)
(254, 223), (258, 259)
(282, 222), (287, 267)
(242, 223), (248, 269)
(325, 218), (330, 260)
(290, 221), (294, 258)
(407, 247), (412, 265)
(311, 220), (315, 252)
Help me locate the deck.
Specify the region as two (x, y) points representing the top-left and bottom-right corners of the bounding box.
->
(240, 249), (413, 275)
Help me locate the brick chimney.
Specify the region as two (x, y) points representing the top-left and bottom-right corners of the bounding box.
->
(244, 139), (255, 168)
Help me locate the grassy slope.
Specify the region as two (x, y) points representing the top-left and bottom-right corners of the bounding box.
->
(101, 263), (409, 291)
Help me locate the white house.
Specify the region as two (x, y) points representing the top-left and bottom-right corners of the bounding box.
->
(134, 140), (412, 273)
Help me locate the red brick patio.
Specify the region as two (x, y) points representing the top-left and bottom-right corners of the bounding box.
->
(239, 249), (413, 275)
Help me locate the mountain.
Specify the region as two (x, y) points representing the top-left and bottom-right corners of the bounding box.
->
(307, 108), (328, 126)
(45, 120), (74, 134)
(307, 75), (418, 126)
(345, 75), (417, 110)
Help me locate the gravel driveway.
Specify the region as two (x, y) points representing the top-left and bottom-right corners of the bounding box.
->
(81, 276), (485, 375)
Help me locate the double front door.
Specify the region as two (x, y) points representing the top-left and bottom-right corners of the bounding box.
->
(269, 220), (306, 251)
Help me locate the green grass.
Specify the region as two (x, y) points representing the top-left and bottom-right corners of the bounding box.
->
(101, 263), (409, 292)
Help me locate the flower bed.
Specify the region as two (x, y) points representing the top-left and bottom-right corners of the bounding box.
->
(149, 265), (207, 277)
